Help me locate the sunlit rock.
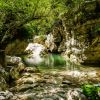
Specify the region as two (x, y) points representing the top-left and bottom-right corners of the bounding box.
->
(16, 74), (41, 86)
(66, 88), (87, 100)
(45, 33), (57, 52)
(0, 90), (13, 100)
(58, 70), (100, 84)
(24, 43), (46, 66)
(13, 93), (36, 100)
(6, 56), (22, 65)
(33, 35), (46, 45)
(23, 43), (66, 67)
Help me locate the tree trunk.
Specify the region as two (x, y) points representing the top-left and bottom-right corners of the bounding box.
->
(0, 50), (7, 68)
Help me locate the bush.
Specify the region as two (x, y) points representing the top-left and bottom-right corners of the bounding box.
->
(81, 84), (100, 100)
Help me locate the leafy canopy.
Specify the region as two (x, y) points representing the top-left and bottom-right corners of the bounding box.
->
(0, 0), (52, 47)
(0, 0), (68, 46)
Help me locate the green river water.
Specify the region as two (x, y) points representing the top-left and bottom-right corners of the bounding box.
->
(38, 54), (100, 73)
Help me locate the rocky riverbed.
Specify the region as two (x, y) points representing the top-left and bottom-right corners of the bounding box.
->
(0, 42), (99, 100)
(0, 61), (100, 100)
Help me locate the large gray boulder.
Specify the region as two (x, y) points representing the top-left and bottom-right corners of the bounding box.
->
(23, 43), (46, 66)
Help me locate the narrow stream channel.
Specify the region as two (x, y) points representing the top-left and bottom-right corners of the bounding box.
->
(38, 53), (100, 73)
(36, 53), (100, 86)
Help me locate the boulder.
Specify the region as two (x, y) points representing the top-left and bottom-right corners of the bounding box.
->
(23, 43), (47, 66)
(45, 33), (57, 52)
(10, 62), (25, 79)
(6, 56), (22, 65)
(0, 90), (13, 100)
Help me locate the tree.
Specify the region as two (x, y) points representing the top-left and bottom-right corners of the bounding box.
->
(0, 0), (69, 67)
(0, 0), (52, 67)
(27, 0), (67, 35)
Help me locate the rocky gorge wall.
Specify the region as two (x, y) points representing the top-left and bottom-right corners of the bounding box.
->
(4, 0), (100, 65)
(45, 0), (100, 65)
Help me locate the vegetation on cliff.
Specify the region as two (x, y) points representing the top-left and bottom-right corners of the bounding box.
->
(0, 0), (100, 99)
(0, 0), (67, 67)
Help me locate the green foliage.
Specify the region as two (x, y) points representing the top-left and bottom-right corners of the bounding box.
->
(81, 84), (100, 100)
(25, 0), (68, 35)
(0, 0), (99, 43)
(0, 0), (51, 19)
(97, 87), (100, 92)
(0, 0), (52, 47)
(94, 25), (100, 32)
(82, 84), (96, 97)
(0, 0), (68, 47)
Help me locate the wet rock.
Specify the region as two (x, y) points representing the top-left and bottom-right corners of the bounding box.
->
(66, 88), (87, 100)
(16, 74), (41, 86)
(12, 93), (36, 100)
(43, 74), (51, 79)
(6, 56), (24, 80)
(23, 67), (39, 73)
(61, 80), (72, 88)
(6, 56), (22, 65)
(21, 72), (32, 78)
(62, 80), (72, 85)
(10, 62), (25, 79)
(0, 96), (5, 100)
(23, 80), (33, 84)
(41, 98), (53, 100)
(43, 76), (58, 84)
(0, 65), (9, 82)
(0, 65), (9, 90)
(41, 94), (64, 100)
(0, 90), (13, 100)
(59, 70), (100, 84)
(0, 77), (7, 91)
(16, 84), (38, 92)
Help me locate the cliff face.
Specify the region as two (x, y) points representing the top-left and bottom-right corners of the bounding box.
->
(46, 0), (100, 65)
